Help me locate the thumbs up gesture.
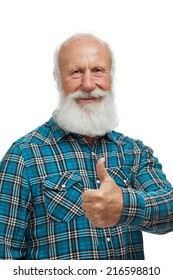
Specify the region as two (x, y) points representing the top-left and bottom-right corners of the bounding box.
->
(82, 158), (123, 228)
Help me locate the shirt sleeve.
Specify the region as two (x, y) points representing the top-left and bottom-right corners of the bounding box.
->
(119, 142), (173, 234)
(0, 144), (32, 259)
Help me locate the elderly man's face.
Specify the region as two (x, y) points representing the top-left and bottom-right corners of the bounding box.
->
(58, 37), (112, 106)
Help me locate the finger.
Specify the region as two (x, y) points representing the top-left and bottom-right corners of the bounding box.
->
(82, 189), (97, 202)
(84, 211), (94, 220)
(81, 201), (92, 211)
(96, 157), (110, 183)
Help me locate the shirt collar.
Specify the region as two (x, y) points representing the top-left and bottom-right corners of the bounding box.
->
(49, 118), (70, 142)
(49, 117), (125, 145)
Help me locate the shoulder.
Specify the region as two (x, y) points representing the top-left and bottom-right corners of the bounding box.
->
(1, 119), (55, 161)
(14, 119), (54, 146)
(108, 130), (154, 159)
(109, 130), (147, 149)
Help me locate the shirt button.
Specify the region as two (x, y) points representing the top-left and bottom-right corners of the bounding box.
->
(106, 237), (111, 242)
(96, 180), (100, 184)
(62, 184), (66, 188)
(91, 152), (96, 156)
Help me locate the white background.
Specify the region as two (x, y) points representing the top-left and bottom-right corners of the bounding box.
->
(0, 0), (173, 266)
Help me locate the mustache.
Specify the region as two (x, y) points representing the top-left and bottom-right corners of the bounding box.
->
(67, 89), (110, 100)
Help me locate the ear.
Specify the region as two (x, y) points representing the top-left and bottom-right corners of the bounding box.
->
(53, 70), (57, 82)
(53, 71), (60, 91)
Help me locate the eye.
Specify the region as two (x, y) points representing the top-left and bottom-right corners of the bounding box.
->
(92, 67), (104, 76)
(71, 69), (83, 78)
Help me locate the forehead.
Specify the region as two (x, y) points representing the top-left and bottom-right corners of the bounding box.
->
(58, 37), (112, 67)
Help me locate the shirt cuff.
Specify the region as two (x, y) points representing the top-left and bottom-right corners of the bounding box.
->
(118, 187), (146, 228)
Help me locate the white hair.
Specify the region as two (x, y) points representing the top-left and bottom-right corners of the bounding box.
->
(53, 33), (116, 92)
(52, 89), (118, 136)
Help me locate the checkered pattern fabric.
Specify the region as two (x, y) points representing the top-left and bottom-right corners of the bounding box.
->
(0, 118), (173, 259)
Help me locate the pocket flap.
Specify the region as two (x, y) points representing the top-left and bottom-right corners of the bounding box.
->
(108, 167), (133, 187)
(43, 172), (84, 222)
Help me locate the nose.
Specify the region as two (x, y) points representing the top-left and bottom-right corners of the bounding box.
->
(80, 70), (96, 92)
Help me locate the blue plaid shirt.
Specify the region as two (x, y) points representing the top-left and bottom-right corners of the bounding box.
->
(0, 118), (173, 260)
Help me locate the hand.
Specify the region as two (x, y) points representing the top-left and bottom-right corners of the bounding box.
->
(82, 158), (123, 228)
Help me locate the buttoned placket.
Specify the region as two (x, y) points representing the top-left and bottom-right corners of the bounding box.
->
(69, 134), (116, 259)
(90, 141), (115, 259)
(91, 149), (100, 188)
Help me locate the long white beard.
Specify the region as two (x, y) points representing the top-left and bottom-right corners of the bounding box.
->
(52, 89), (118, 137)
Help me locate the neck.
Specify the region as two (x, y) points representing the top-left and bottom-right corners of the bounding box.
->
(84, 136), (96, 146)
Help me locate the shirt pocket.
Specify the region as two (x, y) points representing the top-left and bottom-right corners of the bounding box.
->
(108, 166), (134, 188)
(43, 172), (84, 222)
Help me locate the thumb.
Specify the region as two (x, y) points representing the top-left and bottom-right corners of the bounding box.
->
(96, 157), (110, 183)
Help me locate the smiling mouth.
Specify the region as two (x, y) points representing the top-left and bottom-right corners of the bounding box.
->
(77, 96), (103, 100)
(81, 97), (97, 100)
(76, 97), (102, 105)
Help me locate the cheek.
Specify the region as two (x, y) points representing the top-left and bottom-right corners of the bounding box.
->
(62, 79), (81, 95)
(62, 81), (76, 95)
(99, 76), (112, 91)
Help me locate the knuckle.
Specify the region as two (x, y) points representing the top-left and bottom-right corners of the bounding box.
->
(94, 202), (104, 212)
(95, 191), (104, 201)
